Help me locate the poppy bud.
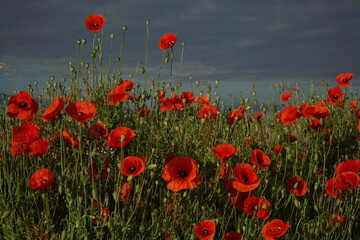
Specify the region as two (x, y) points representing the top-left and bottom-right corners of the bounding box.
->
(123, 26), (128, 31)
(81, 38), (87, 45)
(110, 33), (115, 39)
(140, 67), (145, 74)
(146, 20), (150, 24)
(77, 39), (81, 45)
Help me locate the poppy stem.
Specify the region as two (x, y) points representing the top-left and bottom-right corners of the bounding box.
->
(144, 20), (150, 92)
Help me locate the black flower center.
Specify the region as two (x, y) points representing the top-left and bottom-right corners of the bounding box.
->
(167, 41), (175, 45)
(41, 180), (47, 184)
(333, 94), (338, 100)
(93, 23), (99, 27)
(19, 101), (28, 108)
(345, 182), (353, 188)
(128, 166), (136, 173)
(177, 170), (188, 179)
(241, 174), (249, 184)
(201, 229), (209, 235)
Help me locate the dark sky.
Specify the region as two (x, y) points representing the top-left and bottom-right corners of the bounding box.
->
(1, 0), (359, 104)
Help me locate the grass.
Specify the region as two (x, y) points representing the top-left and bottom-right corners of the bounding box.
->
(0, 18), (359, 240)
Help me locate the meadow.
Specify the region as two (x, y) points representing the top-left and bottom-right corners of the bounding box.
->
(0, 15), (359, 240)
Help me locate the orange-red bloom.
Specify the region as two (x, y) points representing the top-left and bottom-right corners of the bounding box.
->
(232, 163), (261, 192)
(29, 168), (53, 190)
(180, 91), (196, 104)
(106, 127), (136, 148)
(107, 80), (134, 105)
(286, 176), (308, 196)
(10, 122), (40, 156)
(250, 149), (271, 171)
(193, 220), (216, 240)
(280, 92), (292, 102)
(65, 101), (96, 122)
(85, 14), (106, 32)
(119, 156), (146, 176)
(335, 159), (360, 175)
(162, 156), (202, 192)
(198, 104), (218, 119)
(88, 123), (108, 140)
(7, 91), (38, 121)
(42, 96), (64, 122)
(309, 118), (325, 132)
(211, 143), (239, 161)
(326, 87), (345, 106)
(87, 160), (109, 179)
(224, 232), (243, 240)
(336, 73), (353, 87)
(62, 130), (80, 148)
(261, 219), (290, 240)
(158, 33), (177, 50)
(300, 102), (330, 119)
(272, 144), (284, 155)
(325, 177), (342, 198)
(334, 171), (360, 190)
(348, 101), (358, 109)
(328, 214), (347, 227)
(159, 94), (185, 112)
(228, 106), (245, 125)
(121, 182), (132, 201)
(244, 196), (271, 220)
(276, 105), (301, 125)
(27, 138), (49, 156)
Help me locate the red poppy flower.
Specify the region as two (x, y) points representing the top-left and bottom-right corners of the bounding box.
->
(250, 112), (263, 120)
(180, 91), (196, 104)
(162, 156), (202, 192)
(158, 33), (177, 50)
(225, 180), (252, 209)
(228, 106), (245, 125)
(334, 171), (360, 190)
(194, 95), (211, 105)
(42, 96), (64, 122)
(348, 101), (358, 109)
(211, 143), (239, 161)
(107, 80), (134, 105)
(309, 119), (325, 132)
(223, 232), (243, 240)
(88, 123), (108, 140)
(328, 214), (347, 227)
(300, 102), (330, 119)
(92, 201), (110, 225)
(61, 130), (80, 148)
(326, 87), (345, 107)
(336, 73), (353, 87)
(288, 134), (297, 142)
(28, 138), (49, 156)
(250, 149), (271, 171)
(280, 92), (292, 102)
(244, 196), (271, 220)
(261, 219), (290, 240)
(85, 14), (106, 32)
(106, 127), (136, 148)
(355, 109), (360, 120)
(335, 160), (360, 175)
(286, 176), (308, 196)
(159, 94), (185, 112)
(121, 182), (132, 201)
(28, 168), (53, 190)
(10, 122), (40, 156)
(7, 91), (38, 120)
(193, 220), (216, 240)
(325, 177), (342, 198)
(65, 101), (96, 122)
(198, 104), (218, 120)
(272, 144), (284, 155)
(232, 163), (261, 192)
(276, 105), (301, 125)
(119, 156), (146, 176)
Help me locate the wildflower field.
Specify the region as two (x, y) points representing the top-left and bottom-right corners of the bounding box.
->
(0, 15), (359, 240)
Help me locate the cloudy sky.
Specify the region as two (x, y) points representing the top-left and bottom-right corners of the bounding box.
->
(1, 0), (359, 104)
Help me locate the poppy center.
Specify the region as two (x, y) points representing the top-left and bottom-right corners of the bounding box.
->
(177, 170), (188, 179)
(93, 23), (99, 27)
(342, 78), (347, 82)
(41, 179), (47, 184)
(128, 166), (136, 173)
(167, 41), (175, 45)
(241, 174), (249, 184)
(345, 182), (353, 188)
(76, 112), (86, 115)
(201, 228), (209, 235)
(333, 94), (338, 100)
(272, 227), (282, 232)
(19, 101), (28, 108)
